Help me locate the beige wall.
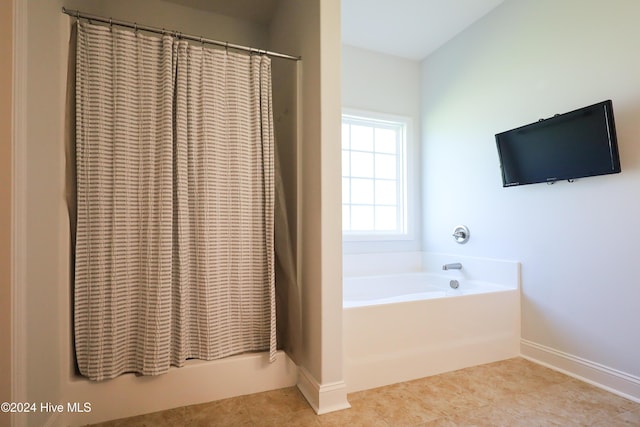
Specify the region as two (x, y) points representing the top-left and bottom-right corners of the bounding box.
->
(0, 0), (13, 426)
(270, 0), (323, 383)
(341, 45), (423, 254)
(270, 0), (347, 413)
(318, 0), (343, 387)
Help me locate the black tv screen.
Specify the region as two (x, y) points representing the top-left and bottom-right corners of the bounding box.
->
(495, 100), (621, 187)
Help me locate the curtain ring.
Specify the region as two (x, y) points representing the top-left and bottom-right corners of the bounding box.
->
(76, 10), (80, 21)
(200, 36), (204, 46)
(225, 41), (229, 53)
(109, 17), (113, 28)
(134, 22), (138, 33)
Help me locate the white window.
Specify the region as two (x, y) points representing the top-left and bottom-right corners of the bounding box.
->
(342, 112), (409, 239)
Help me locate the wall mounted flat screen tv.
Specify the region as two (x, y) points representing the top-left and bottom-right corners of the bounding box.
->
(495, 100), (621, 187)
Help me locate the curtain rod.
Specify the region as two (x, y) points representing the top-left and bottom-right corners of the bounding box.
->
(61, 7), (301, 61)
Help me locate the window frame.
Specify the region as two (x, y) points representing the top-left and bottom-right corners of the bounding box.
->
(341, 109), (415, 243)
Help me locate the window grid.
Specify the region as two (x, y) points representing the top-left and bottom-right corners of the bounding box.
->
(342, 114), (407, 236)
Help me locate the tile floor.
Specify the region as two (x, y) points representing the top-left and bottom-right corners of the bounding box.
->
(91, 358), (640, 426)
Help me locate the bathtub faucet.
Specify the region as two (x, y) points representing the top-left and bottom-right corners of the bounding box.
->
(442, 263), (463, 271)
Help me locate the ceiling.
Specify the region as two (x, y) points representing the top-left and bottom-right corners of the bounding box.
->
(162, 0), (505, 60)
(342, 0), (505, 60)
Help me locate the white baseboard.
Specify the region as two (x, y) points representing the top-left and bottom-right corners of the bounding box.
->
(521, 339), (640, 403)
(297, 367), (351, 415)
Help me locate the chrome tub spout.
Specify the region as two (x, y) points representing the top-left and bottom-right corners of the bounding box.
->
(442, 263), (463, 271)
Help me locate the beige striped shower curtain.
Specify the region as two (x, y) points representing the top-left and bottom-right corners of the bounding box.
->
(74, 21), (276, 381)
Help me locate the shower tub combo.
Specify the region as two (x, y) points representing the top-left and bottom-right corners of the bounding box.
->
(343, 254), (520, 392)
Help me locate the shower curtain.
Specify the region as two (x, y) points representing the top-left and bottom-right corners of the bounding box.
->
(74, 21), (276, 381)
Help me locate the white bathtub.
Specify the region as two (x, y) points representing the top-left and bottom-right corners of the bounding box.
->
(344, 273), (510, 308)
(343, 271), (520, 392)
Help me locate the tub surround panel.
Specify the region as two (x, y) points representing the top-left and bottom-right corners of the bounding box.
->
(421, 252), (520, 288)
(343, 251), (423, 277)
(343, 251), (520, 288)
